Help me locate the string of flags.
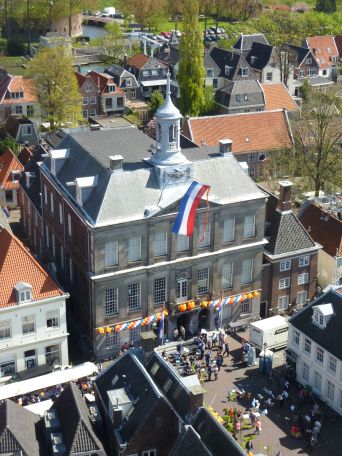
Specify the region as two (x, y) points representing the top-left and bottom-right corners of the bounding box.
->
(96, 289), (260, 335)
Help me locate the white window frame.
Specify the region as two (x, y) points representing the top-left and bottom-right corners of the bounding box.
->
(105, 240), (118, 267)
(154, 232), (167, 257)
(197, 268), (209, 294)
(177, 278), (188, 302)
(46, 311), (59, 329)
(240, 300), (251, 314)
(67, 214), (72, 237)
(223, 218), (235, 243)
(327, 380), (335, 401)
(154, 277), (166, 305)
(0, 321), (11, 340)
(105, 288), (119, 316)
(222, 262), (233, 289)
(176, 234), (189, 252)
(279, 277), (290, 289)
(128, 283), (141, 311)
(280, 260), (291, 272)
(86, 84), (93, 92)
(278, 295), (289, 310)
(241, 259), (253, 284)
(297, 291), (308, 305)
(328, 355), (337, 376)
(90, 96), (97, 104)
(142, 450), (156, 456)
(293, 329), (300, 346)
(106, 332), (119, 349)
(314, 371), (322, 392)
(82, 97), (88, 105)
(316, 346), (324, 364)
(303, 362), (310, 382)
(298, 273), (309, 285)
(44, 184), (48, 205)
(299, 256), (309, 267)
(198, 222), (211, 248)
(266, 72), (273, 81)
(243, 215), (255, 239)
(304, 337), (311, 355)
(58, 202), (63, 224)
(22, 315), (35, 334)
(128, 237), (141, 262)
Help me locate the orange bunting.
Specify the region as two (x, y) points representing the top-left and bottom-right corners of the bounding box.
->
(201, 301), (208, 308)
(179, 304), (187, 312)
(105, 326), (112, 333)
(253, 291), (260, 297)
(187, 301), (195, 311)
(97, 327), (105, 335)
(247, 293), (253, 299)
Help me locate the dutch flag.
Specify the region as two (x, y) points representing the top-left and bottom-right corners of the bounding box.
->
(172, 181), (210, 237)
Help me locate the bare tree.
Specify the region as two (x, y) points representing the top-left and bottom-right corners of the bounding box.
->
(271, 46), (297, 88)
(294, 87), (342, 197)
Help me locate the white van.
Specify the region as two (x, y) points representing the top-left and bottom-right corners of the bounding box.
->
(102, 7), (116, 17)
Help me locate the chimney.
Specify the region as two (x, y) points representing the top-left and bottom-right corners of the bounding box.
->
(189, 385), (204, 415)
(109, 155), (123, 172)
(140, 331), (157, 361)
(123, 53), (128, 67)
(278, 180), (293, 211)
(218, 139), (233, 156)
(25, 171), (36, 189)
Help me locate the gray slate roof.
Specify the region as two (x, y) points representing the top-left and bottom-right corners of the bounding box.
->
(53, 382), (105, 455)
(215, 79), (265, 109)
(42, 127), (266, 226)
(290, 289), (342, 360)
(233, 33), (269, 52)
(246, 42), (274, 70)
(0, 399), (41, 456)
(193, 408), (246, 456)
(105, 64), (139, 89)
(210, 47), (257, 81)
(265, 209), (316, 256)
(170, 425), (212, 456)
(19, 144), (45, 213)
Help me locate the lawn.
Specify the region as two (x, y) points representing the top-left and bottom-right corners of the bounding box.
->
(0, 56), (29, 76)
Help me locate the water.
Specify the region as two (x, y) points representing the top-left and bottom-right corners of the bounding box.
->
(82, 24), (108, 39)
(77, 63), (106, 74)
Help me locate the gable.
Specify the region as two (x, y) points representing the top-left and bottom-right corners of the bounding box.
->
(0, 428), (22, 454)
(70, 421), (99, 453)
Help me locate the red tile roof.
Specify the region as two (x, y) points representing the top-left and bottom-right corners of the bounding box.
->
(335, 36), (342, 57)
(75, 71), (86, 88)
(126, 53), (151, 69)
(184, 110), (293, 153)
(0, 148), (24, 190)
(299, 203), (342, 257)
(87, 71), (123, 95)
(0, 228), (64, 307)
(305, 36), (338, 70)
(262, 83), (299, 112)
(1, 76), (37, 105)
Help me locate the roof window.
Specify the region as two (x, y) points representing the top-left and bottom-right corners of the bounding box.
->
(312, 304), (334, 329)
(14, 282), (32, 304)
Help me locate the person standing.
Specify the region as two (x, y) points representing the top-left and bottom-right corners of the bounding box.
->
(179, 325), (186, 340)
(222, 340), (230, 357)
(245, 440), (253, 454)
(205, 350), (212, 368)
(255, 418), (262, 435)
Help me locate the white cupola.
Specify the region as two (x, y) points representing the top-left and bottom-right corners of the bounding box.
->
(149, 72), (188, 167)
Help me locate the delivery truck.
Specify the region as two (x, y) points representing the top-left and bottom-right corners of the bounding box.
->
(249, 315), (288, 352)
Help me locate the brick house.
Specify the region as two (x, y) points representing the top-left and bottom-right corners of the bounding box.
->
(181, 109), (293, 179)
(19, 145), (45, 258)
(261, 182), (320, 317)
(299, 201), (342, 289)
(0, 148), (24, 208)
(304, 36), (339, 78)
(76, 70), (125, 118)
(0, 70), (38, 121)
(35, 77), (267, 359)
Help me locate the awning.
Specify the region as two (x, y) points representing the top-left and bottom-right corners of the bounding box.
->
(16, 364), (53, 381)
(140, 79), (167, 87)
(0, 362), (98, 401)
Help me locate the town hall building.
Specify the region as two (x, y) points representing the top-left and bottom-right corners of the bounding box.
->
(36, 74), (267, 359)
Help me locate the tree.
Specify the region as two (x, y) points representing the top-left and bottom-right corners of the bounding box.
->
(178, 0), (205, 116)
(66, 0), (97, 36)
(200, 86), (216, 116)
(316, 0), (336, 13)
(294, 87), (342, 196)
(271, 46), (297, 88)
(29, 47), (82, 129)
(122, 0), (165, 31)
(148, 90), (164, 117)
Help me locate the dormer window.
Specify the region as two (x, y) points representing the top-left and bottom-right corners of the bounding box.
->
(15, 282), (32, 304)
(11, 170), (21, 181)
(312, 303), (334, 329)
(241, 68), (248, 77)
(327, 47), (331, 53)
(10, 92), (24, 99)
(224, 65), (231, 76)
(126, 78), (132, 87)
(108, 84), (115, 93)
(206, 68), (213, 77)
(50, 149), (70, 177)
(67, 176), (98, 208)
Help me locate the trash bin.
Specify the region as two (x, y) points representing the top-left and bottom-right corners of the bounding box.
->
(258, 349), (273, 374)
(247, 346), (256, 367)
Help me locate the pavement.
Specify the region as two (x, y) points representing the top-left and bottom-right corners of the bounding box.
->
(197, 330), (342, 456)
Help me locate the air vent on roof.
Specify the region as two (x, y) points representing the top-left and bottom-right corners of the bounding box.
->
(201, 139), (207, 146)
(219, 139), (233, 156)
(109, 155), (123, 172)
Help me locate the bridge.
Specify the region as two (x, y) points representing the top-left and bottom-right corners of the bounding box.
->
(83, 15), (123, 26)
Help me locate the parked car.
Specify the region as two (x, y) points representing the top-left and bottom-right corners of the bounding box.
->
(161, 31), (171, 39)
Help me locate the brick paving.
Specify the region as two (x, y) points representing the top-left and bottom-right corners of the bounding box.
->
(199, 332), (342, 456)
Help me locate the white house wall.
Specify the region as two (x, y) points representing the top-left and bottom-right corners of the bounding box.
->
(0, 296), (69, 373)
(288, 323), (342, 415)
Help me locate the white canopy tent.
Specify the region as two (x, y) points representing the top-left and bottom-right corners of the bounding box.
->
(24, 399), (54, 416)
(0, 362), (97, 401)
